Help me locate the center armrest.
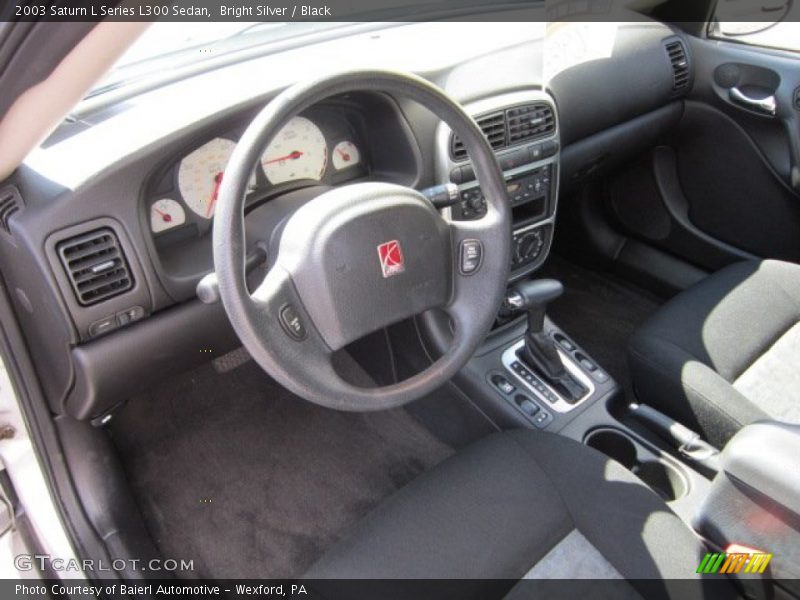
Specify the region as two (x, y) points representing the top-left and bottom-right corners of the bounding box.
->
(720, 421), (800, 516)
(695, 420), (800, 586)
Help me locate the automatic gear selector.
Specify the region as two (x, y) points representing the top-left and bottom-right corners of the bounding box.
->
(505, 279), (588, 403)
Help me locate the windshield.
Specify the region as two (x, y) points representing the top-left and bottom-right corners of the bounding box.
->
(89, 22), (354, 97)
(88, 1), (545, 99)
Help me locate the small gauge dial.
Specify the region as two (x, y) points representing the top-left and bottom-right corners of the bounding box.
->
(177, 138), (256, 220)
(332, 140), (360, 170)
(150, 198), (186, 234)
(261, 116), (328, 185)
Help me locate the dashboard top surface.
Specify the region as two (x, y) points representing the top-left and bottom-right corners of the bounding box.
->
(26, 21), (547, 190)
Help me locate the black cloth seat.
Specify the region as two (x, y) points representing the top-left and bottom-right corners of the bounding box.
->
(305, 429), (734, 599)
(629, 260), (800, 448)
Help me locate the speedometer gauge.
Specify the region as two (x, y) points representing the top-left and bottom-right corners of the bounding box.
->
(177, 138), (255, 219)
(261, 117), (327, 185)
(178, 138), (236, 219)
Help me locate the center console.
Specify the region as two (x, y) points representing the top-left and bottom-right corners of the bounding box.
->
(435, 90), (560, 281)
(422, 89), (712, 530)
(428, 89), (613, 432)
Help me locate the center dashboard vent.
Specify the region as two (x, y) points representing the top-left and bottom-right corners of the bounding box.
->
(451, 112), (506, 160)
(507, 104), (556, 144)
(57, 228), (133, 306)
(450, 103), (555, 161)
(665, 40), (690, 92)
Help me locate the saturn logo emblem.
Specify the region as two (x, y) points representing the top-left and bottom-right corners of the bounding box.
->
(377, 240), (405, 278)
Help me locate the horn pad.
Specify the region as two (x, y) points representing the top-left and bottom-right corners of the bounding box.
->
(277, 182), (452, 350)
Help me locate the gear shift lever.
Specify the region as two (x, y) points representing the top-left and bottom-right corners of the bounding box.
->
(505, 279), (587, 403)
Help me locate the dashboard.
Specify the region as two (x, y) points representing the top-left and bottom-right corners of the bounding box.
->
(4, 20), (687, 421)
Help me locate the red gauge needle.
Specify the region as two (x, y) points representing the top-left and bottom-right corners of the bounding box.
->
(206, 171), (224, 218)
(153, 207), (172, 222)
(337, 148), (351, 162)
(264, 150), (303, 165)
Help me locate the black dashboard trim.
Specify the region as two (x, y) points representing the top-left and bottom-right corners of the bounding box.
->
(68, 300), (240, 420)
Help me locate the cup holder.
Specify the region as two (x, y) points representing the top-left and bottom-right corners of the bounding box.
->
(585, 428), (688, 501)
(633, 460), (688, 502)
(583, 429), (638, 469)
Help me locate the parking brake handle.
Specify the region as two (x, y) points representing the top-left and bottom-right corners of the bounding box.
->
(630, 403), (720, 476)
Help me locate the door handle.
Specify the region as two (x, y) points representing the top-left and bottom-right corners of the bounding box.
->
(729, 87), (777, 116)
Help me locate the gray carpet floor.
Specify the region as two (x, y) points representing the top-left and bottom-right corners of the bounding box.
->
(111, 360), (454, 579)
(540, 257), (662, 399)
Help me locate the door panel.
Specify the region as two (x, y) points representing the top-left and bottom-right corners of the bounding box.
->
(670, 35), (800, 262)
(674, 101), (800, 261)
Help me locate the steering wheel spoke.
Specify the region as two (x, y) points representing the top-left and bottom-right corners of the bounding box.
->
(248, 267), (343, 391)
(251, 268), (319, 347)
(444, 210), (507, 330)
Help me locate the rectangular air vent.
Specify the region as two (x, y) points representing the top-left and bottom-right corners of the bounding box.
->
(451, 112), (506, 160)
(666, 40), (690, 92)
(0, 186), (22, 234)
(450, 104), (555, 161)
(507, 104), (555, 144)
(57, 228), (133, 306)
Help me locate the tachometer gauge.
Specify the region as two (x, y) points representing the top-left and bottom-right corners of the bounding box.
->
(150, 198), (186, 234)
(177, 138), (255, 219)
(261, 116), (328, 185)
(332, 140), (360, 170)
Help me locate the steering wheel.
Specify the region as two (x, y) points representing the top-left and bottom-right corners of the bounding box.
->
(213, 70), (511, 411)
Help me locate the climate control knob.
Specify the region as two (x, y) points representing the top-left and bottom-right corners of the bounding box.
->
(514, 229), (545, 265)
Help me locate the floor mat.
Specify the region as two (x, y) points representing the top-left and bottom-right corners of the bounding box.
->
(111, 360), (454, 579)
(539, 257), (662, 398)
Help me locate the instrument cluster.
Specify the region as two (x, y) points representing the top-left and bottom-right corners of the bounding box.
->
(147, 109), (367, 238)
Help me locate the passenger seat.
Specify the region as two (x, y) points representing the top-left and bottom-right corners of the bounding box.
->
(628, 260), (800, 448)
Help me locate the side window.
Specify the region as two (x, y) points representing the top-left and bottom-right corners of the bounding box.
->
(709, 0), (800, 52)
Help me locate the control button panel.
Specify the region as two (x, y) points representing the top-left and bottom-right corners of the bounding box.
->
(459, 239), (483, 275)
(508, 165), (551, 206)
(279, 304), (307, 341)
(551, 334), (610, 384)
(89, 305), (147, 339)
(89, 316), (116, 338)
(554, 333), (575, 352)
(491, 374), (516, 395)
(487, 370), (552, 428)
(453, 188), (487, 220)
(116, 305), (145, 326)
(448, 140), (558, 185)
(515, 394), (539, 416)
(451, 165), (553, 222)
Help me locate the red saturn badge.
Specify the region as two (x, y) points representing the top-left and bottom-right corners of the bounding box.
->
(377, 240), (405, 278)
